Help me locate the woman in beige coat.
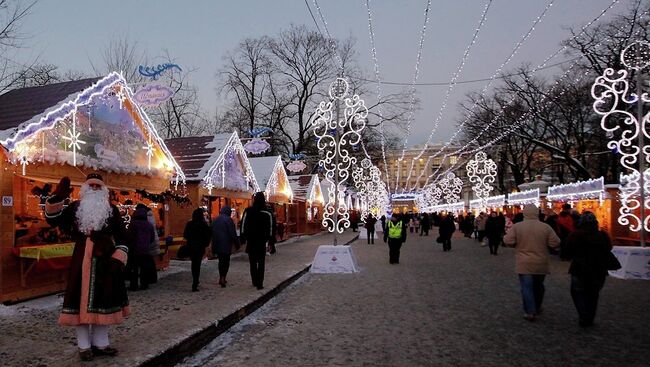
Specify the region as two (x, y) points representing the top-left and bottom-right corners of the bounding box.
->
(503, 204), (561, 321)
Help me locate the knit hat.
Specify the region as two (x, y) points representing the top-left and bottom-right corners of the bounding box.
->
(85, 173), (105, 187)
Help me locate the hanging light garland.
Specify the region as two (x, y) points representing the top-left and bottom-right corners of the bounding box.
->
(547, 177), (605, 202)
(507, 188), (540, 207)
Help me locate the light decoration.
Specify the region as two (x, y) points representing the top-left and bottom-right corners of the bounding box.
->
(313, 78), (367, 234)
(485, 195), (506, 209)
(404, 0), (493, 190)
(466, 151), (497, 205)
(365, 165), (390, 216)
(439, 172), (463, 204)
(61, 110), (86, 167)
(592, 40), (650, 239)
(547, 177), (605, 202)
(244, 138), (271, 155)
(143, 136), (155, 170)
(203, 131), (259, 193)
(469, 198), (484, 211)
(115, 87), (127, 109)
(507, 188), (540, 207)
(421, 0), (621, 187)
(392, 0), (432, 193)
(287, 160), (307, 173)
(422, 201), (465, 214)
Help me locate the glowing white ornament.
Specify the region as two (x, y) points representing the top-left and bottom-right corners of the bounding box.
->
(61, 111), (86, 166)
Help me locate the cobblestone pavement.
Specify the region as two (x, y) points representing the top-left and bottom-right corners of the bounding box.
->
(0, 231), (356, 367)
(179, 233), (650, 367)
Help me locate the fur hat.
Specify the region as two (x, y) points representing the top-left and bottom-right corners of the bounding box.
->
(85, 173), (105, 187)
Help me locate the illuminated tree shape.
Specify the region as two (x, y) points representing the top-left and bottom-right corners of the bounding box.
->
(466, 151), (497, 206)
(313, 78), (367, 233)
(591, 41), (650, 233)
(439, 172), (463, 204)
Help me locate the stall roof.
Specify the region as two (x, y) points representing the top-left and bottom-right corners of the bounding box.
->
(0, 73), (185, 181)
(165, 132), (259, 192)
(289, 174), (323, 203)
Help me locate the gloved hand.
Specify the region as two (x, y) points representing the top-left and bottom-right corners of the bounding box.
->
(50, 176), (72, 202)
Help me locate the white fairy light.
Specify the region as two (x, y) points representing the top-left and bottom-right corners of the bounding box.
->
(61, 110), (86, 167)
(592, 41), (650, 236)
(466, 151), (497, 204)
(143, 137), (154, 170)
(116, 87), (127, 109)
(313, 78), (367, 234)
(485, 195), (506, 209)
(547, 177), (605, 202)
(404, 0), (493, 191)
(423, 0), (621, 187)
(428, 2), (633, 185)
(394, 0), (433, 193)
(507, 188), (540, 207)
(437, 172), (463, 204)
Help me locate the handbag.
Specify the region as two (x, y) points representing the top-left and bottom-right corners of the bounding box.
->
(604, 251), (622, 271)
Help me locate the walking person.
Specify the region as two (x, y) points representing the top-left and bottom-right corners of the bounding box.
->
(485, 211), (505, 255)
(365, 213), (377, 244)
(409, 217), (415, 233)
(420, 213), (431, 236)
(145, 207), (160, 285)
(211, 206), (240, 287)
(565, 212), (615, 327)
(45, 174), (129, 361)
(127, 205), (156, 291)
(183, 208), (211, 292)
(384, 214), (407, 264)
(439, 214), (456, 251)
(380, 215), (387, 232)
(503, 204), (561, 321)
(557, 203), (576, 260)
(476, 212), (488, 244)
(241, 192), (276, 290)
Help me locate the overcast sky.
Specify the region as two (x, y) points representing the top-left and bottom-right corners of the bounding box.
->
(12, 0), (624, 147)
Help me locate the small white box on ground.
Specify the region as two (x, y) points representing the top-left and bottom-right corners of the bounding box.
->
(310, 245), (360, 273)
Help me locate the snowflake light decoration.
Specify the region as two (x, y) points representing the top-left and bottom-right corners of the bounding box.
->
(61, 111), (86, 166)
(142, 137), (155, 170)
(313, 78), (367, 233)
(466, 151), (497, 205)
(438, 172), (463, 204)
(591, 40), (650, 233)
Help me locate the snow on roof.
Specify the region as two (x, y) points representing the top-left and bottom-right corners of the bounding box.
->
(289, 174), (323, 203)
(167, 131), (259, 192)
(249, 156), (292, 199)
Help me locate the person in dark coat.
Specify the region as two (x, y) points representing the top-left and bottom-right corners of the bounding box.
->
(380, 215), (387, 232)
(127, 206), (155, 290)
(241, 192), (276, 289)
(384, 214), (407, 264)
(484, 212), (506, 255)
(183, 208), (211, 292)
(439, 214), (456, 251)
(565, 212), (613, 327)
(211, 205), (240, 287)
(420, 213), (431, 236)
(45, 174), (128, 361)
(365, 214), (378, 244)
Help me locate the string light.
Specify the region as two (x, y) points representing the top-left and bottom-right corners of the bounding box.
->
(394, 0), (433, 193)
(422, 0), (622, 188)
(427, 1), (630, 186)
(547, 177), (604, 201)
(507, 188), (540, 207)
(203, 131), (260, 193)
(403, 0), (493, 191)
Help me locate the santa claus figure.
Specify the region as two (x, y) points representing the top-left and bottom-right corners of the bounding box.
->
(45, 173), (129, 361)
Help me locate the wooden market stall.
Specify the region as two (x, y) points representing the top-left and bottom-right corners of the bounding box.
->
(0, 73), (186, 303)
(288, 175), (324, 234)
(164, 132), (259, 239)
(249, 156), (293, 240)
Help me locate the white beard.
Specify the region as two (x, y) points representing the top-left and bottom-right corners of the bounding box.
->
(76, 183), (112, 234)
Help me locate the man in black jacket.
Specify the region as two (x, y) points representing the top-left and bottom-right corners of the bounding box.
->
(241, 192), (276, 290)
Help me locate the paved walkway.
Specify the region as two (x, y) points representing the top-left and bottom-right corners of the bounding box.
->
(0, 231), (357, 367)
(178, 233), (650, 367)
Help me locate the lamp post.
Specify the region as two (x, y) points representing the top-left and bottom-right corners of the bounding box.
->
(591, 40), (650, 247)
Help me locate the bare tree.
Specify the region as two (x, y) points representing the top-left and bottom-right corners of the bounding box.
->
(91, 36), (147, 84)
(0, 0), (38, 93)
(11, 63), (88, 88)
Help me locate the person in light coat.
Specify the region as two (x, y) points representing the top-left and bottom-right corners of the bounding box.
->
(503, 204), (561, 321)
